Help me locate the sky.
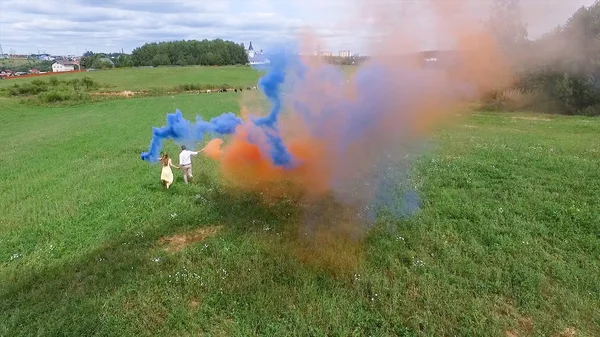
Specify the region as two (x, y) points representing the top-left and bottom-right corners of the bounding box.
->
(0, 0), (596, 56)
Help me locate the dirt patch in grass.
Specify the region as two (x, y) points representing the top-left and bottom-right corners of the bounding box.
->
(159, 225), (222, 252)
(511, 116), (552, 121)
(189, 298), (200, 310)
(92, 90), (142, 97)
(190, 299), (200, 308)
(553, 327), (577, 337)
(497, 300), (534, 336)
(89, 86), (254, 99)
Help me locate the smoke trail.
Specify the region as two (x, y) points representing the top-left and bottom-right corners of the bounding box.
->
(213, 6), (514, 231)
(140, 109), (242, 162)
(141, 0), (518, 251)
(213, 51), (440, 224)
(137, 1), (523, 276)
(248, 48), (299, 168)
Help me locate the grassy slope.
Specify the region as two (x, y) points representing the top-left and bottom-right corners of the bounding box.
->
(0, 66), (262, 91)
(0, 58), (32, 68)
(0, 79), (599, 335)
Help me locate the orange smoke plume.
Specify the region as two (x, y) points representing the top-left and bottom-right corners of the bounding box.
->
(201, 138), (223, 160)
(208, 0), (519, 216)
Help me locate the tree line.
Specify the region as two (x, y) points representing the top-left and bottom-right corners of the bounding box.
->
(130, 39), (248, 67)
(0, 60), (54, 73)
(484, 0), (600, 116)
(79, 39), (249, 69)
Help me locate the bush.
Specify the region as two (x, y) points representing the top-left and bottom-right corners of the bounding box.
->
(176, 83), (231, 91)
(1, 76), (99, 105)
(482, 0), (600, 116)
(481, 69), (600, 116)
(39, 90), (74, 103)
(8, 83), (46, 96)
(38, 89), (91, 104)
(81, 77), (98, 90)
(578, 104), (600, 116)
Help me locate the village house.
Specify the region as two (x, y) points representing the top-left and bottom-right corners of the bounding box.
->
(0, 69), (15, 78)
(51, 60), (79, 72)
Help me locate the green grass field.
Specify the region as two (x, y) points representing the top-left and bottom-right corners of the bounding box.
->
(0, 65), (262, 92)
(0, 58), (33, 68)
(0, 66), (599, 336)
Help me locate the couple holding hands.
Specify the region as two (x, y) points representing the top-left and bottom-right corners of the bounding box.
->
(159, 145), (203, 189)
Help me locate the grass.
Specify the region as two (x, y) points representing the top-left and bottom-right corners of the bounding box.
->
(0, 77), (101, 104)
(0, 57), (33, 68)
(0, 65), (262, 92)
(0, 66), (599, 336)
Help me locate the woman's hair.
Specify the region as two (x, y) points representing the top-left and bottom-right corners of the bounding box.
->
(160, 152), (169, 166)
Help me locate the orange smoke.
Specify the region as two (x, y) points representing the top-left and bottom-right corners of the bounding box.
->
(201, 138), (223, 160)
(196, 0), (538, 275)
(205, 2), (521, 202)
(215, 124), (331, 199)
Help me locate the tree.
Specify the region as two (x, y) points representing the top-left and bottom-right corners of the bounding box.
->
(80, 55), (95, 69)
(152, 54), (171, 67)
(92, 57), (114, 69)
(486, 0), (529, 62)
(116, 54), (133, 68)
(130, 39), (248, 67)
(486, 0), (600, 115)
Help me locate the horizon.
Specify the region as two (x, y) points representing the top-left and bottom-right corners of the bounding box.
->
(0, 0), (595, 56)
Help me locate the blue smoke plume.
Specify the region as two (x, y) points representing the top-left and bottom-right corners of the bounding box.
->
(140, 46), (305, 167)
(247, 47), (474, 222)
(140, 43), (476, 224)
(140, 109), (242, 162)
(248, 47), (301, 168)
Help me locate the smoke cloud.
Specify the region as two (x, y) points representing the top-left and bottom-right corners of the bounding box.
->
(140, 110), (242, 162)
(140, 0), (533, 273)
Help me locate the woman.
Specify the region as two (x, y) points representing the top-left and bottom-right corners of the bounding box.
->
(159, 152), (179, 189)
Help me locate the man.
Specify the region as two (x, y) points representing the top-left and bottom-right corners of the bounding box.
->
(178, 145), (204, 183)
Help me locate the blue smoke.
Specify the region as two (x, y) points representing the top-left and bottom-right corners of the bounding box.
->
(248, 47), (474, 222)
(140, 43), (477, 223)
(140, 109), (242, 162)
(248, 47), (300, 168)
(140, 48), (303, 168)
(140, 43), (305, 169)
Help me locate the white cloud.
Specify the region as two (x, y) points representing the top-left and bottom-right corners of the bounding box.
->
(0, 0), (595, 56)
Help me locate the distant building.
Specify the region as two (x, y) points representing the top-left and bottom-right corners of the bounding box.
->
(52, 61), (77, 72)
(339, 50), (352, 57)
(39, 54), (54, 61)
(245, 41), (270, 65)
(247, 41), (255, 58)
(0, 70), (15, 77)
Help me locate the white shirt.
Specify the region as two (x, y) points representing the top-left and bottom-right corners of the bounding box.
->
(179, 150), (198, 166)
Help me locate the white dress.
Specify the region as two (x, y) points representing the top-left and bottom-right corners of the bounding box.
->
(161, 159), (174, 186)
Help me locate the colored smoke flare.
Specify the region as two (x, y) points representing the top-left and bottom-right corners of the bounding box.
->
(140, 109), (242, 162)
(201, 138), (224, 160)
(141, 0), (519, 239)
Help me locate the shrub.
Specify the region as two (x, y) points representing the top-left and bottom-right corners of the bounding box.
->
(176, 83), (230, 91)
(1, 77), (99, 105)
(39, 90), (74, 103)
